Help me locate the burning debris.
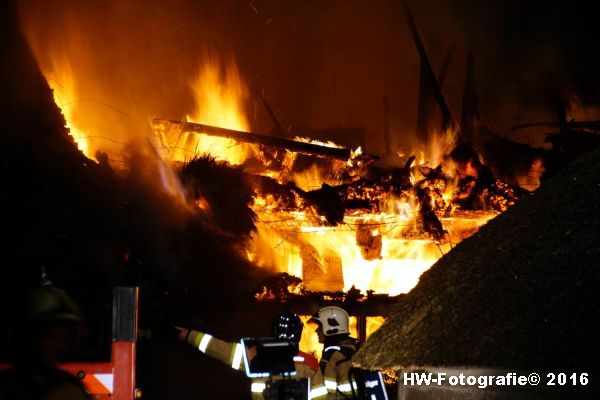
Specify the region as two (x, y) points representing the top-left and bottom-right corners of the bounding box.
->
(8, 0), (600, 398)
(153, 114), (522, 297)
(16, 0), (553, 304)
(180, 155), (257, 236)
(254, 273), (304, 301)
(12, 0), (545, 315)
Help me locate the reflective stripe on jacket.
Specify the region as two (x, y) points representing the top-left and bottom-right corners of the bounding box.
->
(187, 330), (327, 399)
(319, 338), (357, 400)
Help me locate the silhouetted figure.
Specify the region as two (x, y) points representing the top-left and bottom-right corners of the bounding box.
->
(0, 287), (90, 400)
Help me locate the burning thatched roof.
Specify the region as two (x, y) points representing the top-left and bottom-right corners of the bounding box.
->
(353, 145), (600, 370)
(0, 0), (268, 338)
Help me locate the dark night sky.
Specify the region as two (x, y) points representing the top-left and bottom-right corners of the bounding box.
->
(17, 0), (600, 152)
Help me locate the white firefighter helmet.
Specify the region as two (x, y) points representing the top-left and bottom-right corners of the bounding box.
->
(309, 306), (350, 336)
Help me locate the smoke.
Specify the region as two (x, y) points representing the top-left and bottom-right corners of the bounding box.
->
(19, 0), (197, 157)
(18, 0), (600, 158)
(17, 0), (424, 156)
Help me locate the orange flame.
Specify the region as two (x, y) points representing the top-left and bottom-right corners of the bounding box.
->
(42, 57), (94, 159)
(163, 55), (257, 165)
(21, 0), (506, 312)
(250, 178), (496, 297)
(413, 127), (458, 167)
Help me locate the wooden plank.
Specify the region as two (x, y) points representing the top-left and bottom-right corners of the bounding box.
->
(153, 118), (352, 160)
(401, 0), (456, 132)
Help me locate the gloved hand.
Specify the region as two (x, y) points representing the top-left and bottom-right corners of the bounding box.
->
(174, 326), (190, 342)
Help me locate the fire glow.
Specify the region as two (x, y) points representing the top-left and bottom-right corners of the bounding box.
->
(300, 316), (386, 357)
(156, 57), (504, 297)
(182, 56), (256, 166)
(24, 5), (513, 299)
(44, 58), (92, 158)
(38, 51), (506, 298)
(21, 1), (530, 355)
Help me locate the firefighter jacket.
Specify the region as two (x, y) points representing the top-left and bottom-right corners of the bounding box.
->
(319, 337), (357, 400)
(187, 330), (328, 400)
(0, 366), (90, 400)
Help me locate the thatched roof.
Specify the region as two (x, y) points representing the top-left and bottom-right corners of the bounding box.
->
(354, 146), (600, 370)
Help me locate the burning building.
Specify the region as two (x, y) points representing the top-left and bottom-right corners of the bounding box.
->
(3, 0), (600, 399)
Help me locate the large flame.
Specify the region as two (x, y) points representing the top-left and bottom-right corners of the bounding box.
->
(21, 0), (515, 349)
(30, 33), (498, 299)
(163, 55), (257, 165)
(21, 12), (135, 165)
(160, 55), (465, 300)
(44, 58), (92, 158)
(250, 197), (494, 296)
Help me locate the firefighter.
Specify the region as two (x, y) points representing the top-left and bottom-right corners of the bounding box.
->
(309, 306), (356, 399)
(175, 311), (327, 399)
(0, 287), (90, 400)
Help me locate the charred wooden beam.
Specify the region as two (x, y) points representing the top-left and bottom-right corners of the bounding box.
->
(460, 53), (480, 145)
(511, 120), (600, 132)
(416, 44), (455, 143)
(557, 102), (569, 136)
(402, 0), (455, 132)
(383, 95), (391, 154)
(416, 63), (436, 143)
(438, 43), (455, 88)
(257, 89), (287, 138)
(153, 118), (353, 160)
(252, 289), (398, 317)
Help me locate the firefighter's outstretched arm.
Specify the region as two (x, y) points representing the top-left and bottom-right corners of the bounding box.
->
(175, 326), (245, 372)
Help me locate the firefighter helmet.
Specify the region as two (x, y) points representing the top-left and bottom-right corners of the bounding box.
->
(309, 306), (349, 336)
(272, 311), (303, 342)
(23, 287), (83, 324)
